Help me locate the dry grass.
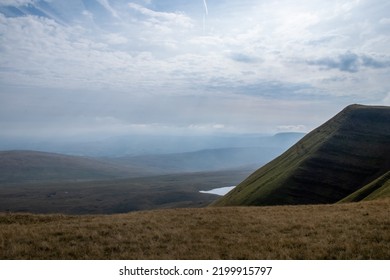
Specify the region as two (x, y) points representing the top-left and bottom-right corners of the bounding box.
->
(0, 198), (389, 260)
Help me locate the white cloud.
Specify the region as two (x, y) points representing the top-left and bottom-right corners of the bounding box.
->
(0, 0), (34, 6)
(128, 3), (193, 29)
(380, 18), (390, 25)
(334, 0), (362, 14)
(0, 13), (183, 91)
(104, 33), (128, 45)
(382, 92), (390, 106)
(277, 125), (307, 132)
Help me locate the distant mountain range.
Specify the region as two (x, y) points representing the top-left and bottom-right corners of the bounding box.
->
(213, 104), (390, 206)
(0, 132), (304, 157)
(109, 145), (295, 174)
(0, 133), (304, 184)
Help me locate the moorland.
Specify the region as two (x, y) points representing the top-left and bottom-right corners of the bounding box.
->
(0, 198), (389, 259)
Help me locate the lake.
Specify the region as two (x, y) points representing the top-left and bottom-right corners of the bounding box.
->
(199, 186), (236, 196)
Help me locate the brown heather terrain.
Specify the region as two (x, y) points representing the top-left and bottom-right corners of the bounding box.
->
(0, 198), (389, 260)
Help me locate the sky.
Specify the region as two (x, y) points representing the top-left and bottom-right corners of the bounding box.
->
(0, 0), (389, 140)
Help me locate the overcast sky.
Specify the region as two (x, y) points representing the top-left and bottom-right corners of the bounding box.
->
(0, 0), (389, 139)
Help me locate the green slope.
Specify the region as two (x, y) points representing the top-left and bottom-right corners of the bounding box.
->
(213, 104), (390, 206)
(338, 171), (390, 203)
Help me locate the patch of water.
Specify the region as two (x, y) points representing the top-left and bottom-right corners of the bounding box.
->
(199, 186), (236, 196)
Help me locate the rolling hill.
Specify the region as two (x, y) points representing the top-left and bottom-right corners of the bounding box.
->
(0, 149), (261, 184)
(0, 150), (144, 184)
(213, 104), (390, 207)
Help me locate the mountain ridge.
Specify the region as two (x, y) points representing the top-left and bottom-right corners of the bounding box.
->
(212, 104), (390, 206)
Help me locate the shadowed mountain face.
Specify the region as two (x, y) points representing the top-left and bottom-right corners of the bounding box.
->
(213, 104), (390, 206)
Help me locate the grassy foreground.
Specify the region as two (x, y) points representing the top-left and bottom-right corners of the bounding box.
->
(0, 198), (389, 260)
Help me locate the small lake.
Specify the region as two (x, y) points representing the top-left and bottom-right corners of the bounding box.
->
(199, 186), (236, 196)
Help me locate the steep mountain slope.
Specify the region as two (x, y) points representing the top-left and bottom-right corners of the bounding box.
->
(213, 104), (390, 206)
(0, 150), (144, 183)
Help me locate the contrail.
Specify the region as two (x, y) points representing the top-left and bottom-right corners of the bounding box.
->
(203, 0), (209, 15)
(202, 0), (208, 33)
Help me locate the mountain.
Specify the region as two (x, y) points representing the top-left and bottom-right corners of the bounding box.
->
(0, 150), (146, 184)
(213, 104), (390, 207)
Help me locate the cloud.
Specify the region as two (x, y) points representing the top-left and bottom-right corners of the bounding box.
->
(104, 33), (128, 45)
(0, 0), (34, 7)
(0, 0), (389, 141)
(307, 52), (360, 73)
(205, 79), (314, 100)
(128, 3), (193, 29)
(380, 18), (390, 25)
(382, 92), (390, 106)
(361, 55), (390, 69)
(277, 125), (307, 132)
(0, 13), (179, 91)
(228, 52), (260, 64)
(307, 52), (390, 73)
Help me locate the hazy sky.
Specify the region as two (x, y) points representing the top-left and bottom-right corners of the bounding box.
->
(1, 0), (389, 139)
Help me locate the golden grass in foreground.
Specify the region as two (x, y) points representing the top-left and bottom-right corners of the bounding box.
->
(0, 199), (389, 259)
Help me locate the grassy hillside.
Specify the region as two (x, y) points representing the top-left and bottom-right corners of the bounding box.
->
(0, 198), (389, 260)
(0, 169), (251, 214)
(213, 104), (390, 206)
(338, 171), (390, 203)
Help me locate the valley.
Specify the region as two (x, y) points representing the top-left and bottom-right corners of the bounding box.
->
(0, 133), (302, 214)
(0, 169), (252, 214)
